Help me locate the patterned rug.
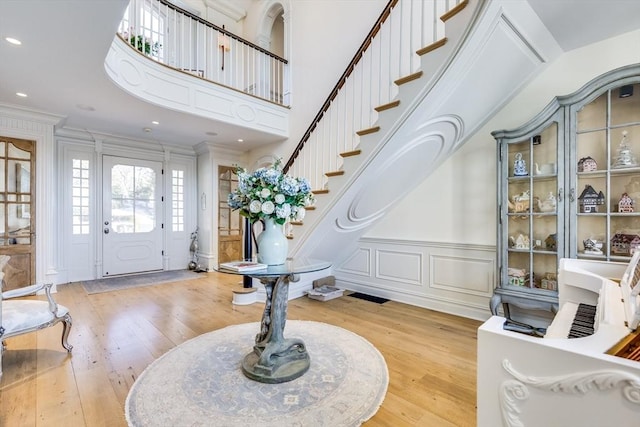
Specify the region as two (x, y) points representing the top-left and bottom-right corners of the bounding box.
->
(126, 321), (388, 427)
(81, 270), (201, 294)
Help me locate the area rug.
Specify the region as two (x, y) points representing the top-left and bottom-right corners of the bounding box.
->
(81, 270), (200, 294)
(126, 321), (388, 427)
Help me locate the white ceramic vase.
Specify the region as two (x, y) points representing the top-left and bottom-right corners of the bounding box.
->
(257, 217), (288, 265)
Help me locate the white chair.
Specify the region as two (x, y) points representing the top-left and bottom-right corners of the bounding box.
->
(0, 264), (72, 377)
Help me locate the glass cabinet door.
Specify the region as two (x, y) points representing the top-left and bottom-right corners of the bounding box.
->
(573, 82), (640, 262)
(500, 120), (561, 302)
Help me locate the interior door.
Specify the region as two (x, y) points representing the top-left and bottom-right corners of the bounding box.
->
(0, 137), (35, 290)
(218, 166), (242, 265)
(102, 156), (163, 276)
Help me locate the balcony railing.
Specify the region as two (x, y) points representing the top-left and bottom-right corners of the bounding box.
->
(118, 0), (289, 106)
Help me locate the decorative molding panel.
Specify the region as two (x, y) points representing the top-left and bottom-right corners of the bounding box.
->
(499, 359), (640, 427)
(336, 238), (496, 320)
(376, 249), (423, 286)
(430, 254), (494, 296)
(339, 248), (371, 277)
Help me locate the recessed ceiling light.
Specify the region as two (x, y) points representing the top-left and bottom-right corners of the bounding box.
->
(206, 131), (218, 136)
(237, 139), (244, 142)
(143, 127), (152, 133)
(76, 104), (95, 111)
(151, 120), (159, 125)
(16, 92), (27, 97)
(5, 37), (21, 45)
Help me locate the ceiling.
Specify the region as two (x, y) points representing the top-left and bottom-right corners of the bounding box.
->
(0, 0), (639, 151)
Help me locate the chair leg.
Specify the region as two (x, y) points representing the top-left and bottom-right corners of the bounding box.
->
(60, 314), (73, 352)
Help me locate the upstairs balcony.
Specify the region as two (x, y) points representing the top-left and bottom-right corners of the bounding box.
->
(105, 0), (290, 143)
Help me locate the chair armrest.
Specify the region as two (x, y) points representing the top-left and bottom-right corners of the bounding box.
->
(2, 283), (46, 299)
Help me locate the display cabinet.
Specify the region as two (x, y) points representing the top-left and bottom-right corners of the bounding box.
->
(491, 64), (640, 317)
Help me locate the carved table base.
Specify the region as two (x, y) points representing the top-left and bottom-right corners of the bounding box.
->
(241, 274), (310, 383)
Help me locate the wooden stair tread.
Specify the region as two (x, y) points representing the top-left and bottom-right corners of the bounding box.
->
(394, 71), (423, 86)
(313, 189), (329, 194)
(375, 100), (400, 112)
(326, 170), (345, 177)
(290, 221), (303, 226)
(441, 0), (468, 22)
(416, 37), (447, 56)
(340, 150), (361, 158)
(356, 126), (380, 136)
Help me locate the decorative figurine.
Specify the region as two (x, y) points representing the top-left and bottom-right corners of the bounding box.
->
(534, 191), (556, 213)
(583, 238), (604, 255)
(545, 233), (557, 251)
(534, 162), (556, 175)
(508, 190), (530, 213)
(507, 267), (527, 287)
(611, 232), (640, 256)
(509, 233), (530, 249)
(540, 272), (557, 291)
(578, 156), (598, 172)
(612, 130), (637, 169)
(578, 184), (605, 213)
(618, 193), (635, 213)
(513, 152), (528, 176)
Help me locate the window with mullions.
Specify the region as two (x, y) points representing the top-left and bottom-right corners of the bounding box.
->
(172, 170), (184, 232)
(119, 0), (165, 60)
(72, 159), (90, 235)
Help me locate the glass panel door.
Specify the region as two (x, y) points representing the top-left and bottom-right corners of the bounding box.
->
(0, 136), (35, 290)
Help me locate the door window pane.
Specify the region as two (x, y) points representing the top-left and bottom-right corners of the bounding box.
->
(111, 164), (156, 234)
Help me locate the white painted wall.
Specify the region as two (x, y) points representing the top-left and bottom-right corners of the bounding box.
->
(248, 0), (388, 162)
(367, 29), (640, 246)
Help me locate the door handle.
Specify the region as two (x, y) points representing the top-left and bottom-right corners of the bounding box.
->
(104, 228), (110, 234)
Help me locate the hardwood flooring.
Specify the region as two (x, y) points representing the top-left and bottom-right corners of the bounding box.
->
(0, 272), (481, 426)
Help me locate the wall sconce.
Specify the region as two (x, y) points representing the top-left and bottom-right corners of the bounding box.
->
(620, 85), (634, 98)
(218, 25), (231, 71)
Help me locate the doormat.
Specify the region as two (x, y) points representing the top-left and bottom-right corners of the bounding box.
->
(81, 270), (201, 295)
(347, 292), (389, 304)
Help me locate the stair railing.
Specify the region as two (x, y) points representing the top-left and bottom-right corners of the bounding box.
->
(118, 0), (288, 106)
(284, 0), (464, 191)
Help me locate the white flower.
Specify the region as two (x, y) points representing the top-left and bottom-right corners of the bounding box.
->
(262, 201), (275, 215)
(260, 188), (271, 198)
(276, 203), (291, 219)
(296, 207), (306, 221)
(275, 193), (285, 204)
(249, 200), (262, 213)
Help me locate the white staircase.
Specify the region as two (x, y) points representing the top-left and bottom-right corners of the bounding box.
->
(285, 0), (564, 269)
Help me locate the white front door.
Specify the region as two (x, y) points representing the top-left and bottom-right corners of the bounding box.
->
(102, 156), (163, 276)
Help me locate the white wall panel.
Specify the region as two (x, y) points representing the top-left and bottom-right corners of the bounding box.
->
(336, 237), (496, 321)
(430, 254), (494, 295)
(339, 247), (371, 277)
(376, 249), (423, 286)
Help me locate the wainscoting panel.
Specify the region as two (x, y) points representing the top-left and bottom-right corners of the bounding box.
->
(377, 249), (423, 286)
(339, 248), (371, 277)
(430, 254), (494, 296)
(336, 238), (496, 321)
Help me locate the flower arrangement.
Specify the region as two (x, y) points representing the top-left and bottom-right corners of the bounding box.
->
(227, 160), (314, 225)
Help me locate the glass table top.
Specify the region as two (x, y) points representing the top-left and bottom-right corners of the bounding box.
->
(217, 257), (331, 277)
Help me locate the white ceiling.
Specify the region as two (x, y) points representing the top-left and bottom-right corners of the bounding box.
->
(0, 0), (639, 151)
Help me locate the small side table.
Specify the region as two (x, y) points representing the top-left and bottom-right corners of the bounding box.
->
(218, 258), (331, 383)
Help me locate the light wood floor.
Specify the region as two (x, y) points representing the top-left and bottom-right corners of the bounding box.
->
(0, 272), (481, 426)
